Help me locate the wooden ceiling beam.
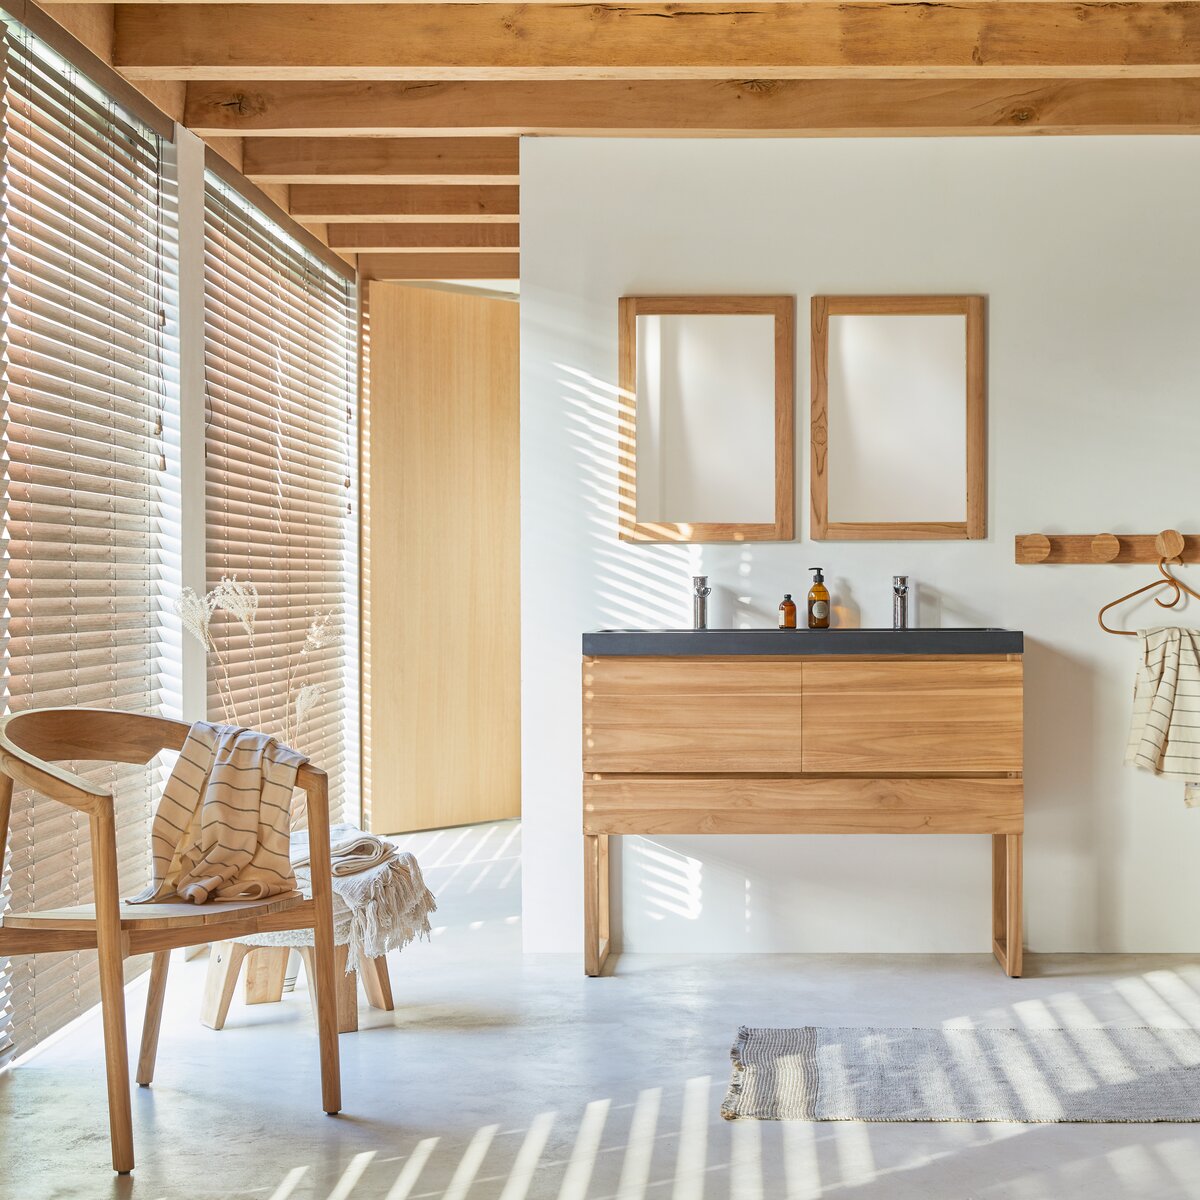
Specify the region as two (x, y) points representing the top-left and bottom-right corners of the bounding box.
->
(288, 183), (518, 221)
(327, 223), (518, 252)
(74, 0), (572, 4)
(117, 2), (1200, 81)
(185, 77), (1200, 136)
(358, 251), (518, 279)
(242, 136), (520, 183)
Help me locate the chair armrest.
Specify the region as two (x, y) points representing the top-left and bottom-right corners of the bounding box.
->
(0, 708), (191, 815)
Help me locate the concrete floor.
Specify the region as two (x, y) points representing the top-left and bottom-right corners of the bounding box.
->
(6, 820), (1200, 1200)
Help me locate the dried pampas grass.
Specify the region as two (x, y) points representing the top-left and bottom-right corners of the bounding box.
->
(175, 575), (337, 749)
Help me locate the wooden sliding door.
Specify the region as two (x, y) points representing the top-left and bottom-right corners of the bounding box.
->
(366, 283), (520, 833)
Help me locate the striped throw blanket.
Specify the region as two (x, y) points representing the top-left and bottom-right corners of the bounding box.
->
(1126, 627), (1200, 807)
(128, 722), (305, 905)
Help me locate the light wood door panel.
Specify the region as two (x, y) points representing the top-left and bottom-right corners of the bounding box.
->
(582, 657), (803, 773)
(368, 283), (519, 833)
(585, 775), (1023, 835)
(801, 660), (1023, 774)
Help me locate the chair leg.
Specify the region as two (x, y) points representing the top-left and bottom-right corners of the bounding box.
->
(360, 956), (394, 1012)
(200, 942), (250, 1031)
(305, 794), (343, 1114)
(91, 808), (134, 1174)
(97, 939), (134, 1173)
(244, 947), (290, 1005)
(136, 951), (171, 1087)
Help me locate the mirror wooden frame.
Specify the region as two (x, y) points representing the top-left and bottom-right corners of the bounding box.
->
(618, 294), (795, 543)
(810, 294), (986, 541)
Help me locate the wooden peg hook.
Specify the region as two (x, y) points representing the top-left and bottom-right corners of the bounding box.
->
(1024, 533), (1051, 562)
(1157, 529), (1185, 561)
(1091, 533), (1120, 562)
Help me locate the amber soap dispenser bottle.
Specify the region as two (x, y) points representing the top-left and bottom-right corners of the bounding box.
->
(807, 567), (830, 629)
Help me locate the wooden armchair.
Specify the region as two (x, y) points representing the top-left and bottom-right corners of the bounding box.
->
(0, 707), (342, 1175)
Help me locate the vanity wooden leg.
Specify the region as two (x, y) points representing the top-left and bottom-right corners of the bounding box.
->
(584, 832), (611, 977)
(991, 833), (1023, 978)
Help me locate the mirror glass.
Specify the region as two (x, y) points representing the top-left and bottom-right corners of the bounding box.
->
(826, 313), (967, 523)
(635, 313), (776, 525)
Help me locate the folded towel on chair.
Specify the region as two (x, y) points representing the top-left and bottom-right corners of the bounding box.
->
(294, 830), (395, 876)
(290, 823), (437, 971)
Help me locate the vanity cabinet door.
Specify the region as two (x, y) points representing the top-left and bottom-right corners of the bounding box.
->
(583, 657), (803, 773)
(801, 659), (1023, 774)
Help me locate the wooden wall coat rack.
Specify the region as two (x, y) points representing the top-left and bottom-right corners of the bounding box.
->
(1015, 529), (1200, 565)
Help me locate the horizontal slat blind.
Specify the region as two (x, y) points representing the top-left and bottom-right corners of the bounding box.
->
(359, 291), (371, 830)
(203, 176), (358, 822)
(0, 22), (177, 1066)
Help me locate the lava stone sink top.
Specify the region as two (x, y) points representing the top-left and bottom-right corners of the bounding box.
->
(582, 628), (1023, 656)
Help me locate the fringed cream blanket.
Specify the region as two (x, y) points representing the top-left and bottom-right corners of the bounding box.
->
(1126, 627), (1200, 807)
(239, 824), (437, 972)
(128, 722), (304, 905)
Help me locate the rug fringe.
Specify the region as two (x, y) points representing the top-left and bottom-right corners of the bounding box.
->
(721, 1025), (752, 1120)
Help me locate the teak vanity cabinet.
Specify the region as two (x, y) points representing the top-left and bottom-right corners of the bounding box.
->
(581, 632), (1024, 978)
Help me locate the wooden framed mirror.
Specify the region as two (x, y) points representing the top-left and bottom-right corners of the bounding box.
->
(811, 295), (986, 541)
(618, 295), (794, 543)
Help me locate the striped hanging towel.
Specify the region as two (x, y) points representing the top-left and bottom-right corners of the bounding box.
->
(1126, 628), (1200, 807)
(128, 722), (305, 904)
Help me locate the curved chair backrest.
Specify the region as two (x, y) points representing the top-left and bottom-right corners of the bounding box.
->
(0, 708), (192, 814)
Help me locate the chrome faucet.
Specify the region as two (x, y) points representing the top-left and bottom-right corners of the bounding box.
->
(692, 576), (711, 630)
(892, 576), (910, 630)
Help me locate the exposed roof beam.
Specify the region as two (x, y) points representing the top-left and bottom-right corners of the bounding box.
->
(185, 77), (1200, 136)
(76, 0), (573, 4)
(327, 223), (518, 252)
(288, 183), (519, 221)
(358, 252), (518, 279)
(117, 2), (1200, 81)
(242, 136), (520, 183)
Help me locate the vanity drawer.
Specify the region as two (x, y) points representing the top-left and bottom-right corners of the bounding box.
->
(585, 775), (1023, 835)
(801, 659), (1023, 774)
(582, 657), (802, 773)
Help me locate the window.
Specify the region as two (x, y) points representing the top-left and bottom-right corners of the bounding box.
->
(202, 175), (358, 822)
(0, 20), (178, 1065)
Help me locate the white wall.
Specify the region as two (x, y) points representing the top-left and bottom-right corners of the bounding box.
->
(520, 136), (1200, 956)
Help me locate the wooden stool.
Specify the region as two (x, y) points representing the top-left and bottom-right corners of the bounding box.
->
(202, 942), (394, 1034)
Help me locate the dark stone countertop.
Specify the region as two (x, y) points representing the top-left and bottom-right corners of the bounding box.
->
(582, 628), (1023, 656)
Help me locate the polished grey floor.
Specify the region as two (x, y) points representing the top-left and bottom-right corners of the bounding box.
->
(5, 820), (1200, 1199)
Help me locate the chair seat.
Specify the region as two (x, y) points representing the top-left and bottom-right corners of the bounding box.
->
(1, 893), (304, 932)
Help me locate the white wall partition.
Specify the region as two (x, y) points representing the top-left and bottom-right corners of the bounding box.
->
(520, 136), (1200, 955)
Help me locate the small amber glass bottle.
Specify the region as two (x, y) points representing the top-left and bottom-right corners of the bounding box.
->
(807, 567), (830, 629)
(778, 594), (797, 629)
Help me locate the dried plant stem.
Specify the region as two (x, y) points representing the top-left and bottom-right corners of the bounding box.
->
(211, 638), (239, 727)
(248, 627), (265, 733)
(192, 622), (237, 726)
(282, 647), (308, 744)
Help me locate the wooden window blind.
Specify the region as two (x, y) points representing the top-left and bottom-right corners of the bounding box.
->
(203, 175), (358, 823)
(0, 21), (177, 1066)
(359, 292), (371, 829)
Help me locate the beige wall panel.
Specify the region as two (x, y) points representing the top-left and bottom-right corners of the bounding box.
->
(367, 282), (519, 833)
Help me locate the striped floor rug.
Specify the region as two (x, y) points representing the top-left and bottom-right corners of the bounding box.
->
(723, 1025), (1200, 1123)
